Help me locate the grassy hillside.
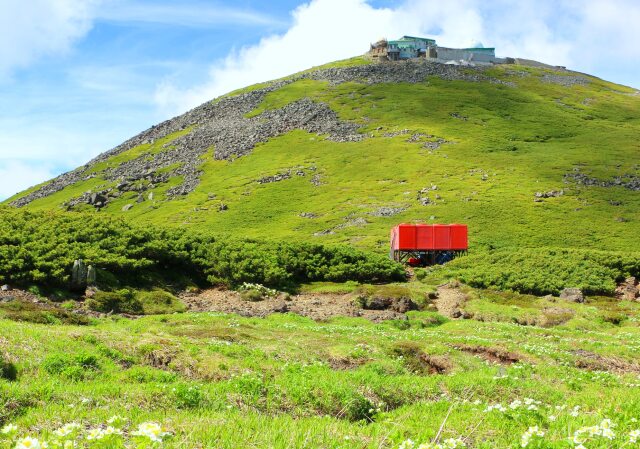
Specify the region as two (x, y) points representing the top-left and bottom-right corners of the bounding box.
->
(7, 61), (639, 252)
(2, 294), (640, 448)
(4, 58), (639, 295)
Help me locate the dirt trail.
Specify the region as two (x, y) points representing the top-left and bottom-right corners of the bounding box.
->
(181, 289), (406, 322)
(434, 284), (467, 318)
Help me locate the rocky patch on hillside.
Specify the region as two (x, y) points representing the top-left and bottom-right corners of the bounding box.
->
(564, 169), (640, 191)
(11, 60), (505, 208)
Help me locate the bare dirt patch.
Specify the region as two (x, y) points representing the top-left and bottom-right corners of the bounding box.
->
(435, 284), (468, 318)
(180, 289), (407, 322)
(0, 288), (42, 303)
(454, 344), (522, 365)
(327, 357), (368, 371)
(390, 341), (452, 375)
(571, 349), (640, 374)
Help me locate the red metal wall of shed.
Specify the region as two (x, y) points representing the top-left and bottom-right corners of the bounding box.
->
(393, 224), (418, 250)
(449, 224), (468, 250)
(432, 225), (451, 250)
(415, 224), (435, 250)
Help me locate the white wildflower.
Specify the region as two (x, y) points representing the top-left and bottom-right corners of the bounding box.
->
(485, 403), (507, 413)
(521, 425), (545, 447)
(86, 428), (105, 440)
(53, 423), (81, 438)
(1, 423), (17, 435)
(630, 429), (640, 443)
(14, 437), (44, 449)
(442, 437), (466, 448)
(106, 415), (125, 426)
(132, 422), (171, 443)
(399, 439), (416, 449)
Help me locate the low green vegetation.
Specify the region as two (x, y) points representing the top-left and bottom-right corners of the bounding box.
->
(0, 207), (404, 293)
(435, 248), (640, 295)
(1, 293), (640, 448)
(0, 300), (92, 325)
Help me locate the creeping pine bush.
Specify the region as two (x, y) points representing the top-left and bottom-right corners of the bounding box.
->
(0, 207), (405, 290)
(441, 247), (640, 296)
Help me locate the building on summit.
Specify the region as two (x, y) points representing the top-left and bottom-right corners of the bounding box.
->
(369, 36), (510, 65)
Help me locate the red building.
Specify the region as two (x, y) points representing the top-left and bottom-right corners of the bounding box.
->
(390, 223), (468, 266)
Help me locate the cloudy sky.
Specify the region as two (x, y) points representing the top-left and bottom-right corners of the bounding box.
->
(1, 0), (639, 200)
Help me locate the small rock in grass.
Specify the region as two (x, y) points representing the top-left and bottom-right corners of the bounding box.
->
(560, 288), (584, 303)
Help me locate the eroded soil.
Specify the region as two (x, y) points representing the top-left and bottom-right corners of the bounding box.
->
(180, 289), (407, 322)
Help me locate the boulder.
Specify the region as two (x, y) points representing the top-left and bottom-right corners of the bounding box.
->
(389, 296), (416, 313)
(0, 284), (9, 292)
(616, 277), (639, 301)
(122, 204), (133, 212)
(560, 288), (584, 303)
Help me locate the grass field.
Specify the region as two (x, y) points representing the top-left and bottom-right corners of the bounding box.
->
(1, 282), (640, 448)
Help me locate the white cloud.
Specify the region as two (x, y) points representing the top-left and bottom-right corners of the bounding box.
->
(0, 160), (57, 200)
(0, 0), (99, 77)
(97, 1), (286, 27)
(156, 0), (640, 114)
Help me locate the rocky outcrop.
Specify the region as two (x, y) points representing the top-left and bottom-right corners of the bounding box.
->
(616, 277), (639, 301)
(534, 190), (564, 202)
(11, 60), (505, 208)
(564, 169), (640, 191)
(560, 288), (584, 303)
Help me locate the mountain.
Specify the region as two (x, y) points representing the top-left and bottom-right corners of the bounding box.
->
(5, 56), (639, 257)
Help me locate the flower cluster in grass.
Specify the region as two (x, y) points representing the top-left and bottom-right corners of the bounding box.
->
(0, 418), (171, 449)
(520, 426), (545, 447)
(238, 282), (278, 297)
(399, 437), (466, 449)
(397, 393), (640, 449)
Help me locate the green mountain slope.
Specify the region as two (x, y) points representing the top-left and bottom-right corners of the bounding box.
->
(5, 58), (640, 276)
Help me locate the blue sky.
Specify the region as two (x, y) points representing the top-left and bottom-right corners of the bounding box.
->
(1, 0), (639, 200)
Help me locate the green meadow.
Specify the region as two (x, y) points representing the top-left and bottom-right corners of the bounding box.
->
(2, 286), (640, 448)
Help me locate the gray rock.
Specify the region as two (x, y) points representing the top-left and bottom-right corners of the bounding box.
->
(86, 265), (96, 287)
(534, 190), (564, 199)
(369, 206), (407, 217)
(616, 277), (639, 301)
(564, 169), (640, 191)
(0, 284), (9, 291)
(122, 204), (133, 212)
(560, 288), (584, 303)
(71, 259), (87, 290)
